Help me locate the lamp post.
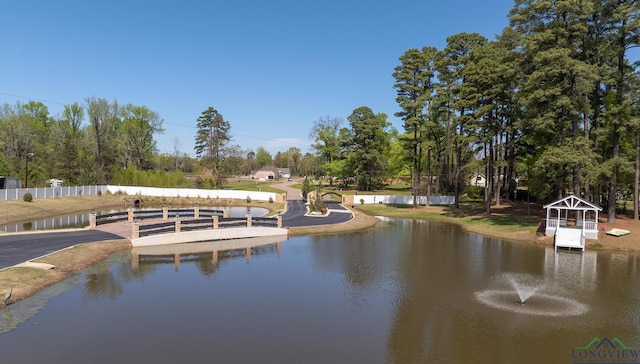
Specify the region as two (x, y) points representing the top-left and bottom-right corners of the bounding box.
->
(24, 152), (33, 189)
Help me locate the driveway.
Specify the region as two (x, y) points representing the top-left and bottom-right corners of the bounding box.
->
(271, 180), (353, 228)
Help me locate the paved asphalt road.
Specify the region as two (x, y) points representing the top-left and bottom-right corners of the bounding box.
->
(0, 230), (124, 270)
(281, 200), (351, 227)
(272, 180), (353, 227)
(0, 187), (353, 270)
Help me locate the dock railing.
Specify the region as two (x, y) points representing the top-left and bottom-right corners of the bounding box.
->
(132, 215), (282, 239)
(92, 206), (227, 226)
(91, 206), (282, 239)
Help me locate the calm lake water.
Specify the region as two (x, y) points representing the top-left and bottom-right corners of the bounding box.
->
(1, 218), (639, 363)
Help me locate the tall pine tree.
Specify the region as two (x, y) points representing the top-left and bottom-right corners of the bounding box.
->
(194, 107), (231, 188)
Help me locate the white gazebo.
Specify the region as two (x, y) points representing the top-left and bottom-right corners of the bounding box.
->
(543, 195), (602, 250)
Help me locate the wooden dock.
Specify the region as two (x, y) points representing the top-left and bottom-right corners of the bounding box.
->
(555, 227), (585, 251)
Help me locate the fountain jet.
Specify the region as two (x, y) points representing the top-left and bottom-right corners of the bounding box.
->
(475, 272), (589, 316)
(506, 274), (540, 304)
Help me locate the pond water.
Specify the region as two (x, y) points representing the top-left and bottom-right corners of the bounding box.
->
(1, 218), (639, 363)
(0, 206), (268, 232)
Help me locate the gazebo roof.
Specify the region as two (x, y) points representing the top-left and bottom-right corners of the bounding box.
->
(543, 195), (602, 212)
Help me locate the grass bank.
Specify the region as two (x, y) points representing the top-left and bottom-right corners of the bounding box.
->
(1, 240), (131, 304)
(353, 201), (640, 252)
(353, 202), (545, 244)
(0, 195), (128, 226)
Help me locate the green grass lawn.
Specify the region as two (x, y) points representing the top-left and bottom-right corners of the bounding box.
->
(355, 202), (539, 238)
(224, 179), (285, 193)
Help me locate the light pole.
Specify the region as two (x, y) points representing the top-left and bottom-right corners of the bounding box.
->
(24, 152), (33, 189)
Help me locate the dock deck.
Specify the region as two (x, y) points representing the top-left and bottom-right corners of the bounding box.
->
(555, 227), (585, 251)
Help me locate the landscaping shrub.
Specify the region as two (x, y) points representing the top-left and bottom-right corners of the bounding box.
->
(465, 186), (485, 201)
(301, 177), (311, 199)
(311, 195), (327, 214)
(23, 191), (33, 202)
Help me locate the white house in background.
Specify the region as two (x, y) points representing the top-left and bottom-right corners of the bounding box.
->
(469, 173), (515, 187)
(277, 168), (291, 179)
(469, 173), (486, 187)
(47, 178), (63, 187)
(250, 167), (290, 181)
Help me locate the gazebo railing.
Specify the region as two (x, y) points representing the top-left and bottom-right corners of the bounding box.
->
(547, 218), (597, 231)
(546, 218), (567, 229)
(580, 220), (598, 230)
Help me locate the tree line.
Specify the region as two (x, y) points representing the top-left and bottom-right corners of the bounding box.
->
(0, 99), (320, 189)
(0, 97), (164, 186)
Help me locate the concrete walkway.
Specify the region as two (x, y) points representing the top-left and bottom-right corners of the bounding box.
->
(92, 220), (138, 239)
(270, 180), (303, 200)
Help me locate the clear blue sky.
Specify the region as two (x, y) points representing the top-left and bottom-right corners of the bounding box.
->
(1, 0), (514, 156)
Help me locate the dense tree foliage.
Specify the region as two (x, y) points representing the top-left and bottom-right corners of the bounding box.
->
(120, 104), (164, 170)
(0, 98), (166, 187)
(345, 107), (391, 191)
(255, 147), (273, 168)
(86, 97), (120, 184)
(389, 0), (639, 221)
(309, 116), (343, 165)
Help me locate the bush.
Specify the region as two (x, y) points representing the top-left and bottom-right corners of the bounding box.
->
(465, 186), (485, 201)
(23, 191), (33, 202)
(301, 177), (312, 199)
(310, 195), (327, 214)
(110, 166), (190, 188)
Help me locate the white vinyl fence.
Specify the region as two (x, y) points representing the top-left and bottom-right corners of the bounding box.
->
(2, 184), (450, 206)
(0, 185), (278, 202)
(104, 185), (277, 202)
(0, 186), (108, 201)
(354, 195), (455, 205)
